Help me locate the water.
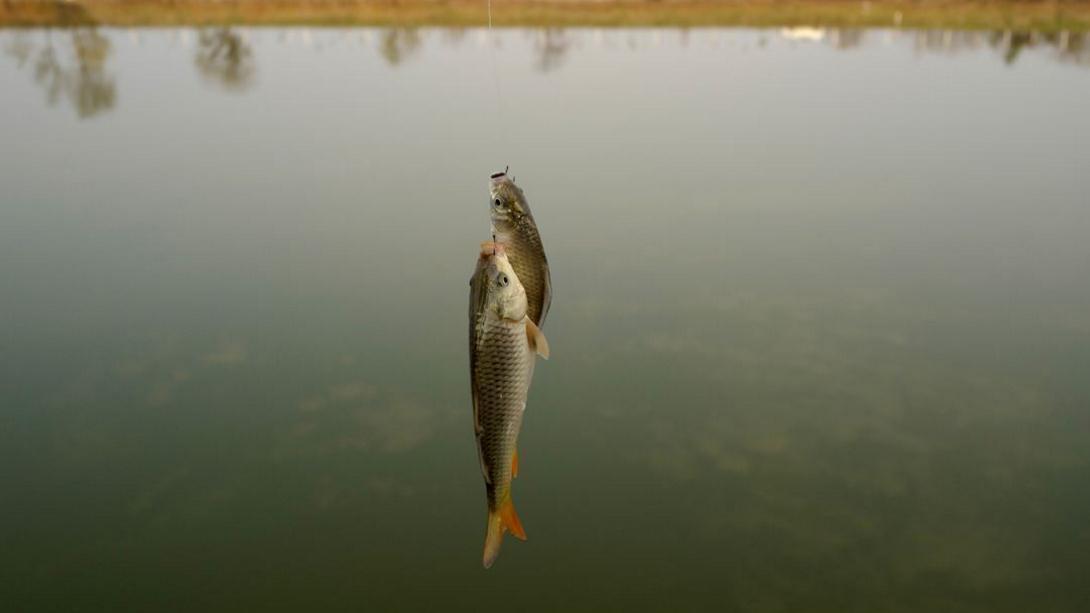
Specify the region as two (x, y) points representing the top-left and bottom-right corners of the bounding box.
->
(2, 26), (1089, 612)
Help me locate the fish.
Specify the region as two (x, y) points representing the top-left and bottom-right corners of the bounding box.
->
(469, 241), (549, 568)
(489, 170), (553, 328)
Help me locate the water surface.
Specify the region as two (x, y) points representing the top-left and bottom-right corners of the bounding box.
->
(2, 27), (1089, 612)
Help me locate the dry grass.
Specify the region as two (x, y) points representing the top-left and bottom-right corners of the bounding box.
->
(1, 0), (1089, 32)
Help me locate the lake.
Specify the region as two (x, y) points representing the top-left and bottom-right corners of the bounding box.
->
(2, 25), (1089, 612)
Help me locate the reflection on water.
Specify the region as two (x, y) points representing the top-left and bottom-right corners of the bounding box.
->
(904, 28), (1090, 65)
(2, 18), (1089, 612)
(379, 27), (421, 65)
(4, 28), (114, 117)
(535, 28), (570, 72)
(0, 0), (114, 117)
(3, 25), (1090, 119)
(195, 28), (255, 90)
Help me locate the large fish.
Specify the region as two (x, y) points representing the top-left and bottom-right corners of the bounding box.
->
(489, 171), (552, 327)
(469, 242), (549, 568)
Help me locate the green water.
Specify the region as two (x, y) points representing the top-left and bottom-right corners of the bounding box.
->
(2, 27), (1089, 612)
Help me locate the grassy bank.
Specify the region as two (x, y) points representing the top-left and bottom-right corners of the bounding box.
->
(1, 0), (1089, 32)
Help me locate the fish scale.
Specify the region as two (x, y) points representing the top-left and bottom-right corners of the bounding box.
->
(504, 219), (550, 326)
(468, 245), (547, 568)
(474, 315), (533, 492)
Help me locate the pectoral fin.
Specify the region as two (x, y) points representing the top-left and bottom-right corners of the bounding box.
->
(526, 319), (550, 359)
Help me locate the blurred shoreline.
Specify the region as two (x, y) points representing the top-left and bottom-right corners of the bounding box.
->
(2, 0), (1089, 32)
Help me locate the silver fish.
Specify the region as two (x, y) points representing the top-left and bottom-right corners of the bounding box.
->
(469, 242), (549, 568)
(489, 171), (552, 327)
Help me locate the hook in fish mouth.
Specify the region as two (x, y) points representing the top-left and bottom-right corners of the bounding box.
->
(490, 165), (510, 180)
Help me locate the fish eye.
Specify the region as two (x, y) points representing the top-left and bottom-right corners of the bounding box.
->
(498, 274), (509, 287)
(493, 198), (503, 208)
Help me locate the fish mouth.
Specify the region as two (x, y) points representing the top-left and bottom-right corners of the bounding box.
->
(490, 166), (510, 183)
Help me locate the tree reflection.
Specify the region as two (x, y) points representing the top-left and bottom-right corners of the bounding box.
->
(6, 27), (116, 118)
(1055, 30), (1090, 66)
(830, 28), (865, 50)
(0, 0), (115, 117)
(33, 37), (64, 105)
(990, 30), (1033, 64)
(3, 32), (34, 67)
(379, 28), (421, 66)
(903, 28), (1090, 66)
(535, 28), (570, 72)
(69, 29), (114, 116)
(5, 24), (1090, 122)
(441, 27), (468, 46)
(195, 28), (255, 91)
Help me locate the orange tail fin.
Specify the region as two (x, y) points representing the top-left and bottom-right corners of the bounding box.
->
(500, 496), (526, 541)
(482, 496), (527, 569)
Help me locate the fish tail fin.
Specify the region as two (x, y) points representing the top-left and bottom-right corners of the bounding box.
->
(500, 495), (527, 541)
(482, 495), (527, 569)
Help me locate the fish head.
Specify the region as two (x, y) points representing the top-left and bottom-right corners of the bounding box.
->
(479, 244), (528, 322)
(489, 171), (531, 233)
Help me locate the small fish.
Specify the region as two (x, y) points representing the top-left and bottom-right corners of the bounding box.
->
(489, 171), (552, 327)
(469, 242), (549, 568)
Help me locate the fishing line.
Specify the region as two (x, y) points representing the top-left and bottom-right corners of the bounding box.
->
(485, 0), (509, 159)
